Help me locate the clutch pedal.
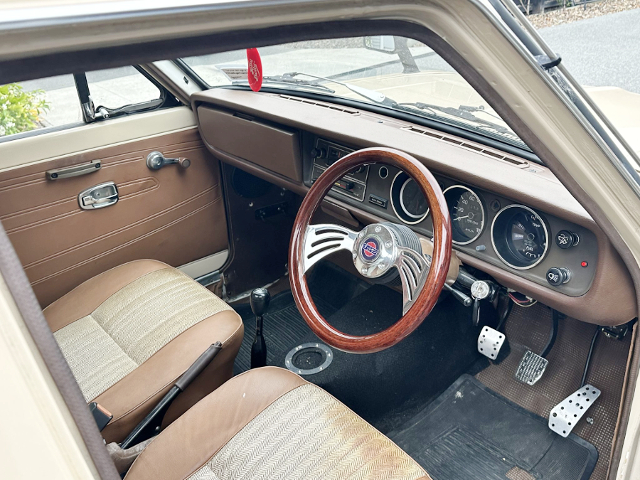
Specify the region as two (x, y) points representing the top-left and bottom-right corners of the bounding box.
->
(477, 326), (505, 361)
(548, 385), (601, 437)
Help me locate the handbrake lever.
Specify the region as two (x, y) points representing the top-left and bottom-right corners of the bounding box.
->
(120, 341), (223, 449)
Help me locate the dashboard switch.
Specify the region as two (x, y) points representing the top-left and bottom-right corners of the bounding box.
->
(369, 194), (388, 208)
(556, 230), (580, 249)
(547, 267), (571, 286)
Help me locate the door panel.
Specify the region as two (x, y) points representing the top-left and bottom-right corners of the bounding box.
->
(0, 126), (228, 307)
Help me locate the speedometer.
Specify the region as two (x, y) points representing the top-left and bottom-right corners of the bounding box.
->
(491, 205), (549, 270)
(443, 185), (485, 245)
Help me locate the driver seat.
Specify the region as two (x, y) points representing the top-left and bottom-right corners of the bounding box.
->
(125, 366), (431, 480)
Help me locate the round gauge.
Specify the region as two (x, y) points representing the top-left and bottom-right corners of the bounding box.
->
(444, 185), (485, 245)
(491, 205), (549, 270)
(390, 171), (429, 224)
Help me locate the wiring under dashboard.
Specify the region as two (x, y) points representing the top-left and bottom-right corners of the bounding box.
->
(507, 290), (538, 308)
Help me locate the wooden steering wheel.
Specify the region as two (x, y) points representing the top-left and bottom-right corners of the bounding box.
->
(288, 147), (452, 353)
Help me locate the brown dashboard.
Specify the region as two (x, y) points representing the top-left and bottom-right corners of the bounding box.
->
(192, 88), (637, 326)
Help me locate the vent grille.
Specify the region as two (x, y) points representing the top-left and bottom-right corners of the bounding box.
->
(402, 126), (529, 168)
(279, 95), (360, 115)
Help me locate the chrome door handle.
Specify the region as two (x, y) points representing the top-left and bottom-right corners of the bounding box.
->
(78, 181), (119, 210)
(146, 151), (191, 170)
(47, 160), (101, 180)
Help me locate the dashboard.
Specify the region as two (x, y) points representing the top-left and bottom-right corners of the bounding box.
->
(192, 88), (637, 325)
(305, 136), (597, 297)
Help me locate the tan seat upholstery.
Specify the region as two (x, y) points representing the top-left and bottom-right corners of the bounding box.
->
(44, 259), (243, 443)
(125, 367), (431, 480)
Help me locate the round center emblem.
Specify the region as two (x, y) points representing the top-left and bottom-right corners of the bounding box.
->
(361, 237), (380, 262)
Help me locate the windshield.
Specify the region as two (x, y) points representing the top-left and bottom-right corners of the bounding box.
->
(182, 36), (528, 152)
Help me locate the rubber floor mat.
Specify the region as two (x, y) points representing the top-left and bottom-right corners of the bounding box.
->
(233, 291), (336, 374)
(388, 374), (598, 480)
(233, 281), (480, 433)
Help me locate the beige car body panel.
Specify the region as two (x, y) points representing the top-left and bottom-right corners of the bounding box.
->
(1, 0), (640, 479)
(0, 275), (100, 480)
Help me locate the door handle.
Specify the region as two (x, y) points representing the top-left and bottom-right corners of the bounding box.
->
(47, 160), (101, 180)
(78, 182), (119, 210)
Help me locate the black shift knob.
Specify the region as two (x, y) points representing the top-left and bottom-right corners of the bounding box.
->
(250, 288), (271, 318)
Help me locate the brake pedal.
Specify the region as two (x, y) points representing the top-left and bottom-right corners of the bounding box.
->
(515, 309), (559, 385)
(515, 350), (548, 385)
(549, 385), (601, 437)
(478, 326), (505, 361)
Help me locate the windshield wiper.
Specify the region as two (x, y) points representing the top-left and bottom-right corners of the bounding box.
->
(393, 102), (514, 136)
(284, 73), (510, 137)
(243, 70), (523, 147)
(282, 72), (394, 106)
(234, 75), (336, 94)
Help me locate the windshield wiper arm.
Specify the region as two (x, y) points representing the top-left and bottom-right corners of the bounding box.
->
(283, 72), (396, 106)
(234, 75), (336, 94)
(394, 102), (512, 135)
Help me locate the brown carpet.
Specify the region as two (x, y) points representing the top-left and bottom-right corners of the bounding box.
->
(476, 303), (631, 480)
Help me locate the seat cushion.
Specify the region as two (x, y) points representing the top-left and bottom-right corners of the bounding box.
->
(125, 367), (431, 480)
(44, 259), (243, 443)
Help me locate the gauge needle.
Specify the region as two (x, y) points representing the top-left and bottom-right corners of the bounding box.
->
(454, 215), (470, 221)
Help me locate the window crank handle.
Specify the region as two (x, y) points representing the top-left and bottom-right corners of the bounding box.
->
(146, 151), (191, 170)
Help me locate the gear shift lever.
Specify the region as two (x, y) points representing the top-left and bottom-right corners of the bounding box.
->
(250, 288), (270, 368)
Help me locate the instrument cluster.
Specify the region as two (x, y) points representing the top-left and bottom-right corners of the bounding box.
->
(390, 169), (550, 271)
(306, 137), (598, 296)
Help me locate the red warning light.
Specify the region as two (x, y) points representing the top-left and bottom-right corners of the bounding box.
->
(581, 261), (588, 268)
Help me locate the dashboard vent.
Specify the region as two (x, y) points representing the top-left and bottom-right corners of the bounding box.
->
(279, 95), (360, 115)
(402, 126), (529, 168)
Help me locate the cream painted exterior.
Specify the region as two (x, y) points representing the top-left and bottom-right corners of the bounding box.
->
(0, 277), (100, 479)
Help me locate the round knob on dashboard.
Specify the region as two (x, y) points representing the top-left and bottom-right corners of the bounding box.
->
(311, 148), (327, 159)
(556, 230), (579, 249)
(547, 267), (571, 286)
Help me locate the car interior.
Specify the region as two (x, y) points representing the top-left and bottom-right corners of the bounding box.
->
(0, 32), (637, 480)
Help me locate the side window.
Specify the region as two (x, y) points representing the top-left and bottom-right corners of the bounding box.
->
(0, 74), (82, 137)
(78, 67), (171, 122)
(1, 67), (178, 140)
(85, 67), (161, 110)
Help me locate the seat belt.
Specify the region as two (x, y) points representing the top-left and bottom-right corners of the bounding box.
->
(119, 341), (223, 449)
(89, 402), (113, 432)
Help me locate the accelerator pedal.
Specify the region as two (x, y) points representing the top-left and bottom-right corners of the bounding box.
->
(549, 385), (601, 437)
(478, 326), (505, 361)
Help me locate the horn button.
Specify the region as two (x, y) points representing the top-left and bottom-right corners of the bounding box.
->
(353, 224), (398, 278)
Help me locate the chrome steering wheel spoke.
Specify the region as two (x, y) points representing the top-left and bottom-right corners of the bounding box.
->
(303, 224), (358, 273)
(395, 247), (431, 315)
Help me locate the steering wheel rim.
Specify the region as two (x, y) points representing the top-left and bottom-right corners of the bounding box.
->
(288, 147), (451, 353)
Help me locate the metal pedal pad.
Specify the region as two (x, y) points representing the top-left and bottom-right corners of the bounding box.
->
(478, 326), (505, 360)
(549, 384), (601, 437)
(515, 350), (548, 385)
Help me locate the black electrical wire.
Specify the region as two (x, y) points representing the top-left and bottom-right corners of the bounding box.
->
(540, 309), (559, 358)
(495, 291), (513, 332)
(581, 327), (601, 388)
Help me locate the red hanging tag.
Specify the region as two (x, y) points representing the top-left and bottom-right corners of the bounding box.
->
(246, 48), (263, 92)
